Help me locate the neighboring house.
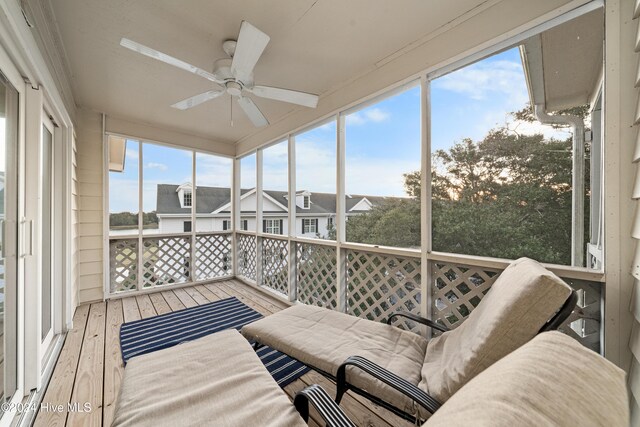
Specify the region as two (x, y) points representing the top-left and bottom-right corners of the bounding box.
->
(155, 183), (396, 237)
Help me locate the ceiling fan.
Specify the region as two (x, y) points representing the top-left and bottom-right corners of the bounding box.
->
(120, 21), (319, 127)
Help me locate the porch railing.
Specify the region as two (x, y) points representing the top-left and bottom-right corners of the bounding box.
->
(108, 232), (233, 293)
(235, 232), (603, 352)
(108, 230), (603, 352)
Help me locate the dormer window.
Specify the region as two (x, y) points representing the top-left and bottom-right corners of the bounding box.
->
(303, 195), (310, 209)
(177, 182), (193, 209)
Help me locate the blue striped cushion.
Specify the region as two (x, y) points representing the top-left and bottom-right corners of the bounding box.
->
(119, 296), (309, 387)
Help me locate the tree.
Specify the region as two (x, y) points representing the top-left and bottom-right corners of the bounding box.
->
(346, 199), (421, 248)
(344, 104), (589, 265)
(110, 211), (159, 229)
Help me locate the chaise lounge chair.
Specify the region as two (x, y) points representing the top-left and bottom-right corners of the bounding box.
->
(295, 332), (629, 426)
(241, 257), (578, 422)
(421, 331), (628, 426)
(112, 328), (355, 427)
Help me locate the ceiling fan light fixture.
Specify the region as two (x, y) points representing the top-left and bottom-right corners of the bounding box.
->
(225, 81), (243, 97)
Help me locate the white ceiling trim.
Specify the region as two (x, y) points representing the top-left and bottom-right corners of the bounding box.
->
(105, 115), (235, 157)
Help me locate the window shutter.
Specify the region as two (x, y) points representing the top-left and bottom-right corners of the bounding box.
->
(263, 219), (267, 232)
(315, 218), (319, 232)
(301, 218), (305, 232)
(279, 219), (283, 234)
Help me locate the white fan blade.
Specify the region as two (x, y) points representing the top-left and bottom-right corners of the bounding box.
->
(231, 21), (270, 82)
(250, 85), (318, 108)
(237, 97), (269, 127)
(120, 38), (223, 84)
(171, 89), (225, 110)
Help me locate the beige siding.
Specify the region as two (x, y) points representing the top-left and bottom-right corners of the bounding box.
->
(75, 109), (104, 303)
(631, 0), (640, 419)
(71, 132), (79, 310)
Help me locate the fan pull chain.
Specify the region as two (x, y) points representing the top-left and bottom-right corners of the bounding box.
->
(230, 96), (234, 127)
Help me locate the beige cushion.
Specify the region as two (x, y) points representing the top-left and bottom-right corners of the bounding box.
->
(425, 331), (629, 427)
(112, 329), (306, 427)
(420, 257), (572, 402)
(241, 303), (428, 415)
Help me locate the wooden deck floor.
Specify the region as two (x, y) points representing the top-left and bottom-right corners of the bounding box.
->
(33, 279), (412, 427)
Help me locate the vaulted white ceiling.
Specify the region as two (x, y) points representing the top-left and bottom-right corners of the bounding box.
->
(49, 0), (489, 145)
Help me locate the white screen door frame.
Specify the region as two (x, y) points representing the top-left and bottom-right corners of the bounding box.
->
(39, 113), (55, 357)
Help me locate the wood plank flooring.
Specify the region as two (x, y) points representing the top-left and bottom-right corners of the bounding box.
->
(33, 280), (412, 427)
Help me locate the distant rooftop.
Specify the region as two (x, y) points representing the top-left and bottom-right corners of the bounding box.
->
(156, 184), (404, 215)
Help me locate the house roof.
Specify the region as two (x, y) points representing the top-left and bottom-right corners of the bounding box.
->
(521, 9), (603, 112)
(155, 184), (397, 215)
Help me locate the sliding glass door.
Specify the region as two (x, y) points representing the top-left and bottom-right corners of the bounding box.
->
(0, 72), (19, 406)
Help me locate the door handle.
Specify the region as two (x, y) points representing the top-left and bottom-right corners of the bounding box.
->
(20, 218), (33, 258)
(0, 219), (4, 259)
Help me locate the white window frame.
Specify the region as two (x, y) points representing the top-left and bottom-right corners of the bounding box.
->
(264, 219), (281, 234)
(222, 219), (231, 231)
(183, 191), (192, 207)
(303, 218), (317, 234)
(303, 195), (310, 209)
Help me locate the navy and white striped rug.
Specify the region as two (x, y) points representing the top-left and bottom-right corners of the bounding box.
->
(119, 296), (309, 387)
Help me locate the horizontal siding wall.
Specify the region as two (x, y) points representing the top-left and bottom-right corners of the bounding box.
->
(75, 109), (104, 303)
(71, 132), (79, 309)
(630, 0), (640, 421)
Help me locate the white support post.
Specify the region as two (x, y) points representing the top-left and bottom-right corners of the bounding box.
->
(421, 76), (432, 338)
(137, 140), (144, 291)
(335, 114), (348, 313)
(232, 158), (241, 277)
(255, 150), (263, 287)
(287, 135), (297, 302)
(102, 116), (110, 300)
(190, 152), (196, 282)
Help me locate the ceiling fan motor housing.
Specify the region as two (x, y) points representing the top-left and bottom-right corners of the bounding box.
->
(225, 81), (243, 97)
(214, 57), (253, 89)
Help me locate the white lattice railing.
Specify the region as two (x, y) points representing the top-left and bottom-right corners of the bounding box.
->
(296, 243), (338, 309)
(428, 259), (601, 352)
(346, 249), (422, 333)
(262, 237), (289, 295)
(430, 261), (500, 329)
(237, 233), (257, 282)
(236, 236), (602, 352)
(108, 232), (232, 294)
(109, 229), (602, 351)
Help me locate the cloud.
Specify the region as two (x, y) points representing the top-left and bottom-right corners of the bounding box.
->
(125, 146), (138, 161)
(295, 137), (337, 193)
(263, 141), (289, 191)
(145, 162), (168, 171)
(346, 107), (390, 126)
(434, 59), (529, 106)
(318, 121), (336, 132)
(507, 119), (572, 140)
(109, 178), (139, 213)
(196, 153), (232, 187)
(345, 157), (418, 197)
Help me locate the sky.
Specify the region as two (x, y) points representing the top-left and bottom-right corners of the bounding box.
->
(110, 46), (572, 214)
